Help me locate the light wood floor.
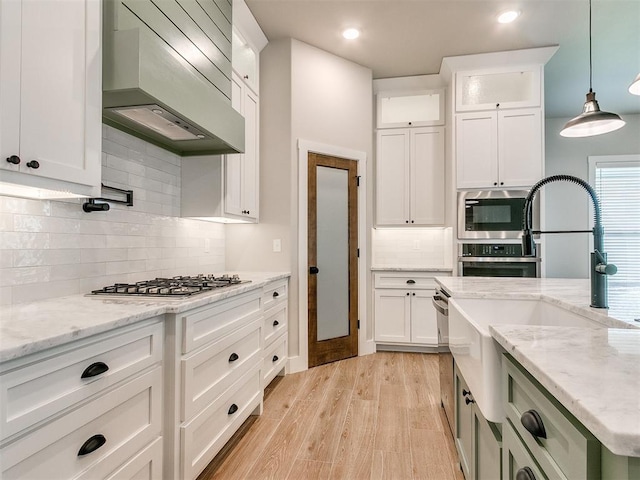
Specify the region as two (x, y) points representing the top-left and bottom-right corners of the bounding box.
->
(197, 352), (464, 480)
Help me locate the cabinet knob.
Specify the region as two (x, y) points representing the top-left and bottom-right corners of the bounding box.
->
(244, 74), (249, 79)
(405, 220), (409, 224)
(521, 409), (547, 439)
(273, 291), (280, 298)
(229, 352), (239, 362)
(496, 103), (500, 108)
(493, 182), (498, 186)
(246, 210), (250, 215)
(6, 155), (20, 165)
(272, 355), (279, 362)
(500, 182), (504, 186)
(408, 121), (412, 126)
(228, 403), (239, 415)
(516, 467), (536, 480)
(411, 220), (414, 223)
(412, 292), (416, 296)
(81, 361), (109, 379)
(77, 434), (106, 456)
(465, 397), (475, 405)
(273, 320), (279, 327)
(26, 160), (40, 169)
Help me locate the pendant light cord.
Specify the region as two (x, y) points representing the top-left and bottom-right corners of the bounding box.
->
(589, 0), (593, 93)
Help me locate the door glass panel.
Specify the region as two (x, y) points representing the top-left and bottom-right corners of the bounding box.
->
(316, 165), (349, 341)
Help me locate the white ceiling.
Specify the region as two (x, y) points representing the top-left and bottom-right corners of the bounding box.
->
(245, 0), (640, 118)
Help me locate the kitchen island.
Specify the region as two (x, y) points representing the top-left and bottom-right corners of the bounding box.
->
(436, 276), (640, 479)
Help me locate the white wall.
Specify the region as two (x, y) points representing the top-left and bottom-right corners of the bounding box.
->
(544, 114), (640, 278)
(226, 38), (373, 371)
(0, 125), (226, 305)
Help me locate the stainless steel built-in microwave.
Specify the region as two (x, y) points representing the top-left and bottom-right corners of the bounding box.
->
(458, 190), (537, 239)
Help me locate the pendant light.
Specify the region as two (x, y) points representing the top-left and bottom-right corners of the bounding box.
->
(630, 73), (640, 96)
(560, 0), (625, 137)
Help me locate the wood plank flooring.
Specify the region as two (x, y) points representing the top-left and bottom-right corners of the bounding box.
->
(197, 352), (464, 480)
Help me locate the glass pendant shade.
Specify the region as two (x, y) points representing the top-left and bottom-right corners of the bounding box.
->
(560, 91), (626, 137)
(630, 73), (640, 95)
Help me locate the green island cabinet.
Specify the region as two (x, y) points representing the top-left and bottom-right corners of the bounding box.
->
(501, 354), (640, 480)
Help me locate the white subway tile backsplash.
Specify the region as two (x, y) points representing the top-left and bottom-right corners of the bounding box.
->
(0, 125), (226, 304)
(372, 227), (453, 268)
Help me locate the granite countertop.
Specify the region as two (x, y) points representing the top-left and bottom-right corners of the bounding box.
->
(436, 276), (640, 458)
(0, 272), (290, 363)
(371, 266), (453, 272)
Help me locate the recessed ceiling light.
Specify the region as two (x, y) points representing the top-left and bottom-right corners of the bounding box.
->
(497, 10), (520, 24)
(342, 28), (360, 40)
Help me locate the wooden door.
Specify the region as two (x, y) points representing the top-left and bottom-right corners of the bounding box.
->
(308, 152), (358, 367)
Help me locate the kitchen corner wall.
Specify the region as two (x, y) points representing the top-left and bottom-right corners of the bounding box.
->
(0, 125), (225, 305)
(372, 228), (453, 268)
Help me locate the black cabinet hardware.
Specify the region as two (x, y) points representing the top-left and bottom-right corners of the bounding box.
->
(26, 160), (40, 169)
(273, 291), (279, 298)
(406, 292), (410, 296)
(521, 409), (547, 438)
(516, 467), (536, 480)
(228, 404), (238, 415)
(406, 279), (416, 284)
(77, 434), (106, 456)
(412, 293), (415, 296)
(309, 266), (319, 274)
(6, 155), (20, 165)
(465, 397), (475, 405)
(462, 389), (470, 397)
(244, 75), (249, 79)
(272, 355), (279, 362)
(81, 362), (109, 379)
(273, 320), (279, 327)
(229, 353), (239, 362)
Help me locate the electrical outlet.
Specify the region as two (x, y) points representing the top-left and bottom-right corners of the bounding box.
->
(273, 239), (281, 252)
(204, 238), (210, 253)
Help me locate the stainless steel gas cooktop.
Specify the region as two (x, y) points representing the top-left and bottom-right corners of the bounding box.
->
(90, 274), (249, 298)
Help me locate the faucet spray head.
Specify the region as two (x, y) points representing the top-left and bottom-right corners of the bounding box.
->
(522, 230), (536, 257)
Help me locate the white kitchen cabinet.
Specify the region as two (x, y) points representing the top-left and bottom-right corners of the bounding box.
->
(376, 89), (445, 128)
(225, 71), (259, 221)
(0, 318), (164, 479)
(0, 0), (101, 198)
(232, 26), (259, 95)
(455, 67), (541, 112)
(456, 108), (542, 189)
(376, 127), (445, 226)
(261, 279), (288, 387)
(373, 272), (442, 346)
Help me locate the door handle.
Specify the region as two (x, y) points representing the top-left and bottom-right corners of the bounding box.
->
(310, 266), (319, 274)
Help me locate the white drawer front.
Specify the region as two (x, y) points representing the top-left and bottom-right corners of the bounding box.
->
(263, 304), (287, 347)
(0, 319), (163, 440)
(263, 334), (287, 387)
(181, 290), (261, 354)
(181, 318), (262, 421)
(1, 367), (162, 480)
(373, 272), (439, 289)
(262, 280), (288, 311)
(181, 366), (262, 480)
(104, 437), (163, 480)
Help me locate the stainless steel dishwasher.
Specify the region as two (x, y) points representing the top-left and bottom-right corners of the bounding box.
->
(433, 287), (454, 436)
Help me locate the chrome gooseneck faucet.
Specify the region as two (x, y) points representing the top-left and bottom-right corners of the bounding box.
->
(522, 174), (617, 309)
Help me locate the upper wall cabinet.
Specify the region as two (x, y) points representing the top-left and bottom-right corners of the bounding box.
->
(232, 27), (258, 94)
(455, 66), (542, 112)
(0, 0), (101, 198)
(377, 89), (445, 128)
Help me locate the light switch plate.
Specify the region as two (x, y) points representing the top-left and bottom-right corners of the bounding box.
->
(273, 239), (281, 252)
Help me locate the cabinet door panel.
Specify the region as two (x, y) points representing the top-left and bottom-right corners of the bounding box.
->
(498, 109), (543, 187)
(411, 128), (445, 225)
(456, 113), (498, 188)
(376, 130), (409, 225)
(0, 0), (21, 170)
(410, 289), (438, 345)
(225, 74), (244, 216)
(474, 405), (501, 480)
(455, 367), (474, 479)
(19, 0), (100, 187)
(241, 88), (259, 219)
(374, 289), (410, 343)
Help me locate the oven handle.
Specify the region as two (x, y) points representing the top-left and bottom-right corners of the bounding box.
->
(458, 256), (542, 263)
(432, 295), (448, 316)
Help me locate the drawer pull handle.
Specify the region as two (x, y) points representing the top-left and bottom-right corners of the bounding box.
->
(228, 404), (238, 415)
(273, 320), (279, 327)
(273, 291), (279, 298)
(77, 434), (106, 456)
(516, 467), (536, 480)
(406, 279), (416, 284)
(81, 362), (109, 379)
(229, 353), (239, 363)
(465, 397), (475, 405)
(272, 355), (279, 362)
(521, 409), (547, 439)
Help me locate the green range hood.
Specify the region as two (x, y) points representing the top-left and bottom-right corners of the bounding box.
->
(102, 1), (244, 156)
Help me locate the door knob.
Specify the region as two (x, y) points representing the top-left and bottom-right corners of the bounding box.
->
(310, 266), (319, 274)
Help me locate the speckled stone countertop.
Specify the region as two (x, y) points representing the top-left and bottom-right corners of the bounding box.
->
(371, 266), (453, 272)
(436, 276), (640, 458)
(0, 272), (290, 363)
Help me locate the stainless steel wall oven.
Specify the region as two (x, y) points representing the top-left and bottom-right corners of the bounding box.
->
(459, 243), (540, 277)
